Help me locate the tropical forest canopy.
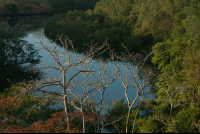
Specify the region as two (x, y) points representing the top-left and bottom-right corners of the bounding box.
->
(0, 0), (200, 133)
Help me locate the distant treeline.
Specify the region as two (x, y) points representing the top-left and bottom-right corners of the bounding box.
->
(0, 0), (100, 15)
(45, 0), (200, 53)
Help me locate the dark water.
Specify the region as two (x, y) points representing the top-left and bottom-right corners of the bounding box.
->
(1, 15), (155, 113)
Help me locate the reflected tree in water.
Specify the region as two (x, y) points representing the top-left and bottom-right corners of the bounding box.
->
(0, 30), (41, 91)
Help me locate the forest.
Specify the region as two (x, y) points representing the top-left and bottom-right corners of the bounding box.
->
(0, 0), (200, 133)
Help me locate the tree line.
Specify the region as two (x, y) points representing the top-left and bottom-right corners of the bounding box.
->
(45, 0), (200, 53)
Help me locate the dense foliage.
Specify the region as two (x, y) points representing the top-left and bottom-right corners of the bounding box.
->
(0, 83), (64, 128)
(45, 0), (200, 53)
(0, 95), (81, 133)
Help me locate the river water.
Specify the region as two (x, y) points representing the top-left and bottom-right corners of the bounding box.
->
(1, 15), (155, 114)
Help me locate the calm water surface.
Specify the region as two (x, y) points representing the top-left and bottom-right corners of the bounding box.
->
(2, 15), (155, 113)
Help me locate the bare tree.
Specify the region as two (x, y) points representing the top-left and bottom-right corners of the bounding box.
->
(12, 32), (112, 133)
(36, 33), (112, 133)
(108, 45), (157, 133)
(90, 59), (118, 133)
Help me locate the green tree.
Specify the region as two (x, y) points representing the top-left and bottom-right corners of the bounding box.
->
(150, 36), (200, 132)
(151, 38), (188, 89)
(151, 11), (172, 43)
(181, 40), (200, 104)
(105, 98), (129, 133)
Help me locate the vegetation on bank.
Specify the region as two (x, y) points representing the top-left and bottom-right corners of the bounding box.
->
(0, 0), (200, 133)
(44, 0), (200, 54)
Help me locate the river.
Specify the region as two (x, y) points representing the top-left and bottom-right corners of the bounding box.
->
(1, 15), (155, 114)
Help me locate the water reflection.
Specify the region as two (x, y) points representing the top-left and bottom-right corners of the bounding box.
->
(0, 30), (41, 91)
(21, 30), (155, 114)
(1, 15), (156, 113)
(0, 15), (52, 37)
(7, 16), (18, 27)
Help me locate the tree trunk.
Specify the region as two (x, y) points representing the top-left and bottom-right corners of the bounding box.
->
(63, 70), (71, 130)
(64, 95), (71, 131)
(83, 113), (86, 133)
(126, 108), (131, 133)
